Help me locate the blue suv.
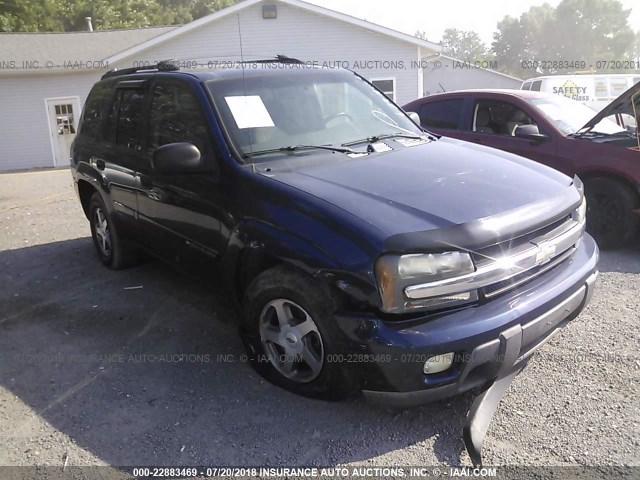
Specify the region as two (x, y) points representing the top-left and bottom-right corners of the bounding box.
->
(71, 59), (598, 465)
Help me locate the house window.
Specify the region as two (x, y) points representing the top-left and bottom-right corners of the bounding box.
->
(370, 78), (396, 102)
(55, 104), (75, 135)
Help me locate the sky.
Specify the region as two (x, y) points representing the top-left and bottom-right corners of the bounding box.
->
(305, 0), (640, 46)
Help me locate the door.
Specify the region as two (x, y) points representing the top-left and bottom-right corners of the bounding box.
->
(459, 98), (558, 169)
(100, 83), (148, 239)
(136, 79), (225, 275)
(46, 97), (80, 166)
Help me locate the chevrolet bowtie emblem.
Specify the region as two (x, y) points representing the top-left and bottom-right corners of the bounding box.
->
(535, 243), (557, 266)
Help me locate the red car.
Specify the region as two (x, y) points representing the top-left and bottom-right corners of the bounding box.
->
(403, 86), (640, 248)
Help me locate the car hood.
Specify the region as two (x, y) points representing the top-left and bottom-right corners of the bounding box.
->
(580, 81), (640, 132)
(264, 137), (580, 246)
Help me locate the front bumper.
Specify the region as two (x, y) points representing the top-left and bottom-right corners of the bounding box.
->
(334, 234), (599, 407)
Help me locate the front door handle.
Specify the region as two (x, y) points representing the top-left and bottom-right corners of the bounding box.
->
(90, 156), (105, 170)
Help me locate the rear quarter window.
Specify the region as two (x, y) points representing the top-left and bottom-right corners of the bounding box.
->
(418, 99), (464, 130)
(79, 83), (112, 139)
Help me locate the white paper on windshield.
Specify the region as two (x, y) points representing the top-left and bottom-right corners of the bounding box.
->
(225, 95), (275, 129)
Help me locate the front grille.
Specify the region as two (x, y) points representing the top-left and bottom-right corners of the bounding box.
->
(476, 215), (581, 299)
(471, 215), (570, 267)
(482, 246), (575, 298)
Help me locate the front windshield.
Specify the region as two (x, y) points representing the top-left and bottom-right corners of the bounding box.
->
(206, 68), (423, 160)
(527, 95), (624, 136)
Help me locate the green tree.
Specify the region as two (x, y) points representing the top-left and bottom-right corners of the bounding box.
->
(0, 0), (240, 32)
(492, 3), (556, 76)
(441, 27), (489, 62)
(554, 0), (634, 69)
(491, 0), (635, 75)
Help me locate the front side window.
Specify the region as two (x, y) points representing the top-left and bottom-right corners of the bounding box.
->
(418, 99), (464, 130)
(206, 69), (422, 161)
(472, 99), (538, 136)
(147, 82), (214, 163)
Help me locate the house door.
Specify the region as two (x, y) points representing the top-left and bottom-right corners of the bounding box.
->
(46, 97), (80, 166)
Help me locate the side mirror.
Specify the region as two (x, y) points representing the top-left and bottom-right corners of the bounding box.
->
(152, 142), (202, 174)
(514, 124), (549, 142)
(626, 124), (637, 135)
(407, 111), (421, 125)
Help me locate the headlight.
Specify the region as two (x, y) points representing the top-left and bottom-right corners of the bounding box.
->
(376, 252), (477, 314)
(398, 251), (474, 279)
(572, 196), (587, 225)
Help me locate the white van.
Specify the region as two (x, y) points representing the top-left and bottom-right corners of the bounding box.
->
(521, 74), (640, 112)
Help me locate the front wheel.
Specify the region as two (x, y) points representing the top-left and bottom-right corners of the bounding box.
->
(241, 265), (358, 400)
(89, 192), (139, 269)
(584, 177), (639, 249)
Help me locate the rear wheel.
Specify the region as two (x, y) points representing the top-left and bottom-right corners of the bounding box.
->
(89, 192), (139, 269)
(584, 177), (639, 249)
(241, 265), (358, 400)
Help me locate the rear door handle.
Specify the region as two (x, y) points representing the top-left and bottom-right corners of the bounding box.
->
(90, 156), (105, 170)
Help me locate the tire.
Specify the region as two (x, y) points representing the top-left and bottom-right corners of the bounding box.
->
(241, 265), (358, 401)
(584, 177), (639, 249)
(88, 192), (139, 269)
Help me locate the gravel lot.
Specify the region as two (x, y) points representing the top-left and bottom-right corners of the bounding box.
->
(0, 168), (639, 470)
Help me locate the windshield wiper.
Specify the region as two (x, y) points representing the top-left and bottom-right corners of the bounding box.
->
(570, 130), (630, 138)
(243, 144), (357, 159)
(342, 133), (426, 147)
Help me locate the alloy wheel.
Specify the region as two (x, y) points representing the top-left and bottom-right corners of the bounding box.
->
(93, 207), (112, 257)
(258, 299), (324, 383)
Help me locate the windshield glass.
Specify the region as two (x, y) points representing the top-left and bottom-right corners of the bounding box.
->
(527, 95), (624, 135)
(206, 68), (423, 160)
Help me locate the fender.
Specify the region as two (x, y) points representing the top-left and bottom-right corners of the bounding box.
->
(221, 219), (381, 309)
(76, 161), (110, 195)
(221, 219), (342, 300)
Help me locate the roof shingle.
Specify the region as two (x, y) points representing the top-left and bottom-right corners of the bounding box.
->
(0, 26), (177, 72)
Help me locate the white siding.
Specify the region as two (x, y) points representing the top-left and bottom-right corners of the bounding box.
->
(113, 2), (421, 105)
(423, 59), (521, 97)
(0, 72), (99, 170)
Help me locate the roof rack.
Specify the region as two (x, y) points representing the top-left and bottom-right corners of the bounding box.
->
(246, 55), (304, 65)
(101, 59), (180, 80)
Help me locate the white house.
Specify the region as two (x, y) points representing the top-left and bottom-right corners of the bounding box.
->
(421, 54), (522, 96)
(0, 0), (441, 171)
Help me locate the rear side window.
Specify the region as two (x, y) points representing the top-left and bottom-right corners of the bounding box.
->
(116, 90), (146, 150)
(418, 99), (464, 129)
(147, 82), (214, 163)
(105, 88), (146, 150)
(79, 83), (112, 139)
(531, 80), (542, 91)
